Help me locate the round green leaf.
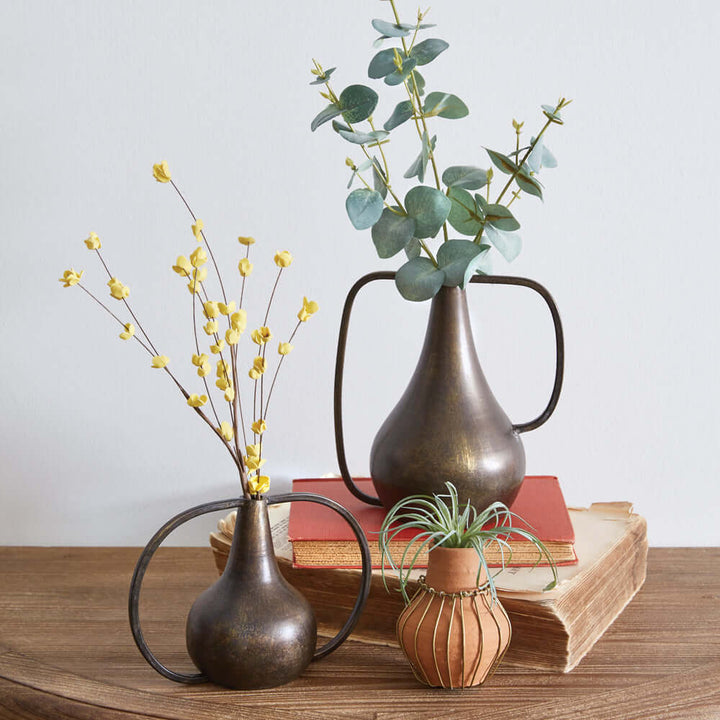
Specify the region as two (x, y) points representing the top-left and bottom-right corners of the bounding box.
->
(345, 188), (384, 230)
(484, 203), (520, 231)
(371, 19), (413, 37)
(384, 100), (414, 131)
(437, 240), (490, 289)
(410, 38), (449, 66)
(395, 257), (446, 301)
(311, 104), (343, 132)
(339, 85), (379, 123)
(405, 237), (421, 259)
(442, 165), (489, 190)
(422, 92), (469, 119)
(368, 48), (398, 79)
(338, 129), (389, 145)
(447, 187), (483, 236)
(515, 170), (544, 200)
(371, 208), (416, 258)
(485, 148), (519, 175)
(483, 225), (522, 262)
(384, 57), (418, 86)
(404, 186), (451, 239)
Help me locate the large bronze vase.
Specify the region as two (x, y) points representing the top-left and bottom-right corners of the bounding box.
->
(129, 493), (371, 689)
(334, 273), (564, 511)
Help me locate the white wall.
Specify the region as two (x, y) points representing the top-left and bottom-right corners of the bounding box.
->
(1, 1), (718, 547)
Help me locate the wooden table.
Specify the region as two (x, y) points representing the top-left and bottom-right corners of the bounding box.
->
(0, 547), (718, 719)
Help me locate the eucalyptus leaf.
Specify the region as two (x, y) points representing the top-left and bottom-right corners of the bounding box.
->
(372, 159), (388, 199)
(338, 128), (389, 145)
(345, 188), (384, 230)
(485, 149), (519, 175)
(384, 100), (414, 131)
(405, 186), (451, 239)
(422, 92), (469, 119)
(484, 203), (520, 231)
(371, 207), (416, 258)
(474, 243), (493, 275)
(331, 119), (351, 134)
(410, 38), (449, 65)
(527, 136), (557, 172)
(404, 131), (436, 183)
(437, 240), (491, 289)
(309, 67), (336, 85)
(384, 57), (418, 86)
(447, 187), (483, 236)
(339, 85), (379, 123)
(442, 165), (489, 190)
(405, 237), (421, 259)
(373, 35), (390, 48)
(483, 224), (522, 262)
(395, 257), (446, 301)
(371, 19), (413, 37)
(515, 170), (543, 200)
(542, 104), (564, 124)
(311, 104), (343, 132)
(368, 48), (398, 79)
(412, 70), (426, 95)
(542, 145), (558, 169)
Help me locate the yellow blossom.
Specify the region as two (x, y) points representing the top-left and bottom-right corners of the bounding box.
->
(84, 232), (101, 250)
(59, 268), (83, 287)
(238, 258), (253, 277)
(107, 277), (130, 300)
(246, 443), (261, 458)
(225, 328), (241, 345)
(274, 250), (293, 268)
(187, 394), (208, 408)
(224, 386), (235, 402)
(251, 326), (272, 345)
(219, 421), (234, 442)
(203, 301), (219, 319)
(248, 475), (270, 495)
(210, 339), (226, 354)
(244, 454), (267, 472)
(231, 309), (247, 333)
(151, 355), (169, 369)
(218, 301), (236, 315)
(278, 342), (293, 355)
(216, 376), (232, 391)
(251, 418), (267, 435)
(190, 247), (207, 268)
(204, 319), (219, 335)
(249, 356), (266, 378)
(191, 353), (209, 367)
(298, 296), (319, 322)
(238, 236), (256, 246)
(152, 161), (171, 183)
(216, 359), (231, 379)
(119, 323), (135, 340)
(172, 256), (192, 277)
(198, 360), (211, 377)
(192, 219), (204, 240)
(187, 267), (208, 294)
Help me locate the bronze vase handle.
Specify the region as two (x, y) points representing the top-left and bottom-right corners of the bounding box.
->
(334, 272), (565, 505)
(128, 492), (372, 683)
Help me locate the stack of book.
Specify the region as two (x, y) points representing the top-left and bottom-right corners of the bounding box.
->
(209, 477), (647, 673)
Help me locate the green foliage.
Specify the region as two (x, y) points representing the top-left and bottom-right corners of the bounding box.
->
(309, 2), (570, 301)
(379, 482), (558, 604)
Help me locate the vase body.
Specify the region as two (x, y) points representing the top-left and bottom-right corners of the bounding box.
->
(397, 547), (512, 688)
(186, 498), (316, 689)
(370, 285), (525, 511)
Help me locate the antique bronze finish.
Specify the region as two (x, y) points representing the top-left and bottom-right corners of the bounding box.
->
(334, 272), (564, 511)
(129, 493), (372, 689)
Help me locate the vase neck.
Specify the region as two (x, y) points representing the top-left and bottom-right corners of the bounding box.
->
(424, 547), (487, 593)
(420, 286), (477, 368)
(224, 498), (280, 584)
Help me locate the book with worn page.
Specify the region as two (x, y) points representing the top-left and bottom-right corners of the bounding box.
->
(285, 475), (576, 568)
(210, 501), (647, 673)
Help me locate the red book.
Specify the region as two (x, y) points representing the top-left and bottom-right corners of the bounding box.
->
(288, 476), (577, 569)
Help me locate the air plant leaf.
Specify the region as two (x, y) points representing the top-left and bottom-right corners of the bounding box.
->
(345, 188), (384, 230)
(395, 257), (446, 301)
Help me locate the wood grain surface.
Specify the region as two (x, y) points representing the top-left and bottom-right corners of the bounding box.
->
(0, 547), (718, 719)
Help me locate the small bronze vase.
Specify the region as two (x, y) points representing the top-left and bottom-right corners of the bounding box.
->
(129, 493), (371, 690)
(335, 273), (564, 511)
